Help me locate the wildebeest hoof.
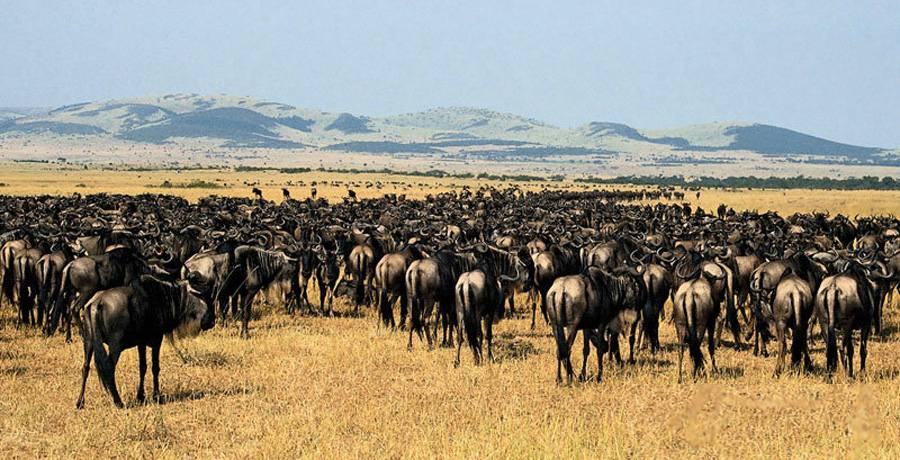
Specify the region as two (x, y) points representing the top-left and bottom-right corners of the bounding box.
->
(75, 399), (85, 409)
(761, 350), (769, 358)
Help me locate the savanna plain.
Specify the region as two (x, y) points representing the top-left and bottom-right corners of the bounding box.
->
(1, 165), (898, 459)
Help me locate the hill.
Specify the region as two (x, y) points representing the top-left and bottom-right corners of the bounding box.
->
(0, 93), (896, 176)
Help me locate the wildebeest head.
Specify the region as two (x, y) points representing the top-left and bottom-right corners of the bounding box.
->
(142, 275), (213, 337)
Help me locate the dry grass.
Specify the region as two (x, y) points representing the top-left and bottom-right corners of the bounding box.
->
(1, 166), (899, 459)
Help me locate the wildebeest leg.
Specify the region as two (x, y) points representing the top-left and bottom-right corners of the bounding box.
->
(454, 317), (464, 368)
(76, 339), (93, 409)
(590, 331), (605, 382)
(241, 290), (257, 339)
(530, 295), (537, 330)
(579, 332), (590, 381)
(399, 291), (408, 330)
(423, 299), (435, 349)
(774, 322), (786, 376)
(151, 346), (161, 400)
(318, 277), (328, 316)
(378, 290), (392, 328)
(628, 321), (638, 364)
(136, 345), (147, 403)
(96, 347), (124, 409)
(564, 325), (578, 383)
(860, 326), (869, 375)
(843, 326), (854, 378)
(484, 316), (494, 362)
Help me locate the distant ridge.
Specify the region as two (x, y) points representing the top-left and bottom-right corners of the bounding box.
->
(0, 93), (894, 168)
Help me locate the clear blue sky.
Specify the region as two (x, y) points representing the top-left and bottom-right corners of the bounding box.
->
(2, 1), (898, 147)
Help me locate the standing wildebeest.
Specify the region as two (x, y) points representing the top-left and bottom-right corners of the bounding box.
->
(231, 246), (296, 338)
(530, 243), (581, 329)
(406, 250), (474, 349)
(814, 261), (890, 377)
(546, 263), (646, 383)
(46, 248), (154, 341)
(76, 275), (213, 408)
(454, 245), (519, 367)
(14, 246), (45, 324)
(673, 269), (725, 383)
(36, 246), (77, 326)
(769, 269), (814, 375)
(375, 244), (426, 328)
(637, 261), (673, 354)
(1, 237), (32, 311)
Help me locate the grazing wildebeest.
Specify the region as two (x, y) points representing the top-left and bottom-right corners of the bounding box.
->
(75, 275), (213, 408)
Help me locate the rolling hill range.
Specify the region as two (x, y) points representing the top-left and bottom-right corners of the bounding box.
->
(0, 93), (896, 176)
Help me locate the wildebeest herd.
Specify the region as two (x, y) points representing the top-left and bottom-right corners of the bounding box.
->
(1, 187), (898, 407)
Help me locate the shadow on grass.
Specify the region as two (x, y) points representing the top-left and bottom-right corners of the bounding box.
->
(492, 338), (541, 362)
(1, 365), (27, 376)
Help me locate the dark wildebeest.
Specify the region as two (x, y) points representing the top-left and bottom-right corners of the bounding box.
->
(406, 250), (474, 350)
(814, 261), (891, 377)
(453, 245), (520, 367)
(315, 246), (341, 316)
(546, 263), (646, 384)
(47, 248), (155, 341)
(14, 247), (45, 325)
(530, 243), (581, 329)
(768, 269), (814, 375)
(36, 246), (78, 326)
(231, 246), (296, 338)
(673, 268), (725, 383)
(374, 244), (426, 328)
(1, 238), (32, 311)
(75, 275), (214, 408)
(637, 261), (674, 354)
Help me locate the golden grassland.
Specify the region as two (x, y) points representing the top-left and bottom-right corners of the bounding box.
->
(1, 165), (900, 459)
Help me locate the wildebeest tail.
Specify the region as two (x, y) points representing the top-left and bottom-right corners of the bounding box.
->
(355, 253), (367, 306)
(683, 291), (704, 369)
(0, 256), (15, 307)
(37, 257), (52, 319)
(46, 263), (72, 335)
(789, 291), (806, 365)
(407, 269), (422, 333)
(824, 287), (838, 369)
(553, 291), (570, 362)
(460, 283), (481, 359)
(85, 297), (115, 395)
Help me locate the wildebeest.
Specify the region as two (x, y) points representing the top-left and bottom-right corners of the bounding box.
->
(47, 248), (159, 341)
(374, 244), (426, 328)
(768, 269), (814, 375)
(75, 275), (213, 408)
(814, 261), (891, 377)
(673, 270), (723, 382)
(546, 263), (646, 383)
(454, 245), (519, 366)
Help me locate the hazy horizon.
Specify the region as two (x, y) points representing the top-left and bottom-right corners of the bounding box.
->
(2, 1), (897, 147)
